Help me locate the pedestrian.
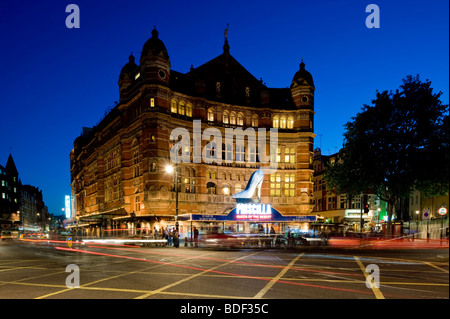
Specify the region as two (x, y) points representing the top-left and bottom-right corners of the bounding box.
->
(173, 229), (179, 248)
(193, 227), (199, 247)
(154, 227), (158, 240)
(164, 227), (169, 246)
(168, 229), (173, 246)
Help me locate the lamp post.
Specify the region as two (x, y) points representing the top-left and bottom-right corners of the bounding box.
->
(166, 163), (179, 231)
(415, 210), (419, 239)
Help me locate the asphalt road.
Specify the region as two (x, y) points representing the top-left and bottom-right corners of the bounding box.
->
(1, 238), (448, 302)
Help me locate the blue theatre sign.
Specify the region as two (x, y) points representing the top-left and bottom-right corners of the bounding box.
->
(179, 204), (317, 223)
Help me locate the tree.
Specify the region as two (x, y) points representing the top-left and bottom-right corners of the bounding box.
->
(324, 75), (449, 236)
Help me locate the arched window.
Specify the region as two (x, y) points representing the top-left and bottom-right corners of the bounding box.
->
(237, 112), (244, 126)
(251, 114), (258, 127)
(178, 101), (185, 115)
(171, 99), (177, 113)
(207, 108), (214, 122)
(230, 111), (236, 125)
(207, 182), (217, 194)
(287, 116), (294, 129)
(186, 103), (193, 117)
(273, 115), (279, 128)
(223, 110), (229, 124)
(280, 116), (287, 129)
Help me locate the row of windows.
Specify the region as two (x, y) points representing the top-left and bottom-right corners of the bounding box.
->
(270, 173), (296, 197)
(171, 100), (193, 117)
(169, 99), (305, 130)
(273, 116), (294, 129)
(206, 171), (245, 181)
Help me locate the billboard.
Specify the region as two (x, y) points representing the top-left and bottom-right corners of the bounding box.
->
(65, 195), (71, 219)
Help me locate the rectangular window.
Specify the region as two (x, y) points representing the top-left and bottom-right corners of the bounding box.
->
(150, 98), (155, 107)
(135, 195), (140, 211)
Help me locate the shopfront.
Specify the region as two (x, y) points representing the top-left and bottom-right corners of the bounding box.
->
(178, 204), (317, 241)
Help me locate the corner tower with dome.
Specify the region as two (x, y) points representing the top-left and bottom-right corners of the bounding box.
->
(70, 27), (317, 238)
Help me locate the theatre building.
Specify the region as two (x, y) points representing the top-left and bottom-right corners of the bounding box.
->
(69, 27), (317, 238)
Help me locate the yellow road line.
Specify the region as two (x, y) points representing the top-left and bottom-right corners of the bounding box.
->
(135, 251), (261, 299)
(253, 253), (304, 299)
(34, 250), (214, 299)
(354, 256), (385, 299)
(424, 262), (449, 274)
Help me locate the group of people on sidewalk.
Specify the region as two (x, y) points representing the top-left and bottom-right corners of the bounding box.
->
(150, 227), (180, 247)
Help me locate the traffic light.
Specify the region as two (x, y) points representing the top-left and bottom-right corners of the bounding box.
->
(364, 204), (370, 214)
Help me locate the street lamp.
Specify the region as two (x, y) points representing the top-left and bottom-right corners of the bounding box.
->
(166, 163), (179, 231)
(415, 210), (419, 239)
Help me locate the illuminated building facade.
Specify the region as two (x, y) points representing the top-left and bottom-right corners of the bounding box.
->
(70, 28), (316, 237)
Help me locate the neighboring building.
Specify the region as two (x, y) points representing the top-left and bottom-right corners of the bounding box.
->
(70, 27), (316, 237)
(20, 185), (50, 233)
(312, 148), (386, 234)
(0, 154), (21, 229)
(1, 154), (50, 232)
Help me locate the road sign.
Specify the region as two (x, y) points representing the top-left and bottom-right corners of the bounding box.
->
(67, 236), (72, 248)
(438, 207), (447, 216)
(423, 209), (430, 219)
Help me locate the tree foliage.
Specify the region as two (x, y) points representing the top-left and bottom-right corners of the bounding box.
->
(324, 75), (449, 232)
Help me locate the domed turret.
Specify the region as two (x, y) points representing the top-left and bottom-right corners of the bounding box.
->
(290, 59), (315, 113)
(139, 27), (171, 86)
(291, 60), (314, 88)
(119, 53), (138, 81)
(118, 53), (138, 100)
(140, 27), (170, 64)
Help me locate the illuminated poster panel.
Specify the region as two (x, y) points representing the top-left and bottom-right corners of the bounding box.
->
(65, 195), (71, 219)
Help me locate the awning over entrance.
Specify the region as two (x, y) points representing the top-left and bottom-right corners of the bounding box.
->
(179, 204), (317, 223)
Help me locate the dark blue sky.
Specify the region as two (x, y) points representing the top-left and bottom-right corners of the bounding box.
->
(0, 0), (448, 216)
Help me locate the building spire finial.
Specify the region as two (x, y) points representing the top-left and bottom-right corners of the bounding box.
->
(224, 23), (229, 39)
(223, 23), (230, 55)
